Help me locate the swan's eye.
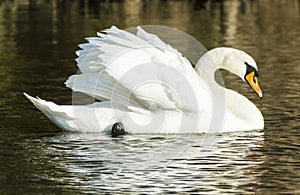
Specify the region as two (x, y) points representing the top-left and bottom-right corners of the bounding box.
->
(245, 62), (259, 77)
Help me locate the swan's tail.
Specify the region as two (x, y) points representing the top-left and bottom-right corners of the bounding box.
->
(24, 93), (119, 132)
(23, 93), (76, 131)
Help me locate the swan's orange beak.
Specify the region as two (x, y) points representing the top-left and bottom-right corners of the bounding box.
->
(245, 71), (263, 98)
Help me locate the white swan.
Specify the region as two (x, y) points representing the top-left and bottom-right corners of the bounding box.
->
(24, 26), (264, 134)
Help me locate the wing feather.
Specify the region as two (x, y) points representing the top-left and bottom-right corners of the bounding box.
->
(66, 26), (201, 112)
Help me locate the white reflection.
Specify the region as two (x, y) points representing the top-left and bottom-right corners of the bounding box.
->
(42, 130), (265, 193)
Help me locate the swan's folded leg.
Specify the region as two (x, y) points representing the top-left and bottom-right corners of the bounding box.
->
(23, 93), (77, 131)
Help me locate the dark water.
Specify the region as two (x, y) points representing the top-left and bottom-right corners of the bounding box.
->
(0, 0), (299, 194)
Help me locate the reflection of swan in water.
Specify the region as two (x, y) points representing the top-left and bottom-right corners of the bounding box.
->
(24, 26), (264, 133)
(41, 131), (265, 193)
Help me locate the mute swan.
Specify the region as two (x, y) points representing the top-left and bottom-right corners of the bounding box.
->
(24, 26), (264, 134)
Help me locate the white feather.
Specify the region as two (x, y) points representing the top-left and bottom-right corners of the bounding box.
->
(67, 26), (200, 112)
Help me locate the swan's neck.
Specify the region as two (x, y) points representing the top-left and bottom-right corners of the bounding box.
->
(195, 48), (263, 130)
(195, 47), (243, 81)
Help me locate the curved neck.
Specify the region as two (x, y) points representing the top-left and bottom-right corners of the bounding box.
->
(195, 47), (245, 82)
(194, 48), (263, 130)
(194, 48), (227, 91)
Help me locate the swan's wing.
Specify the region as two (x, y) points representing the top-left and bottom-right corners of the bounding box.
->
(65, 26), (203, 112)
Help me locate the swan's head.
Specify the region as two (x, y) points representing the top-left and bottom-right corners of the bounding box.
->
(216, 48), (263, 98)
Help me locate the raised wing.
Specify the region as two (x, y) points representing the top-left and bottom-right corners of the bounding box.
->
(65, 26), (203, 112)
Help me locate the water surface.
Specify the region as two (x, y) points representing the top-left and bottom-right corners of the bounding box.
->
(0, 0), (299, 194)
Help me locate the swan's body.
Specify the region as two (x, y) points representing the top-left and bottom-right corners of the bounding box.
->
(25, 26), (264, 133)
